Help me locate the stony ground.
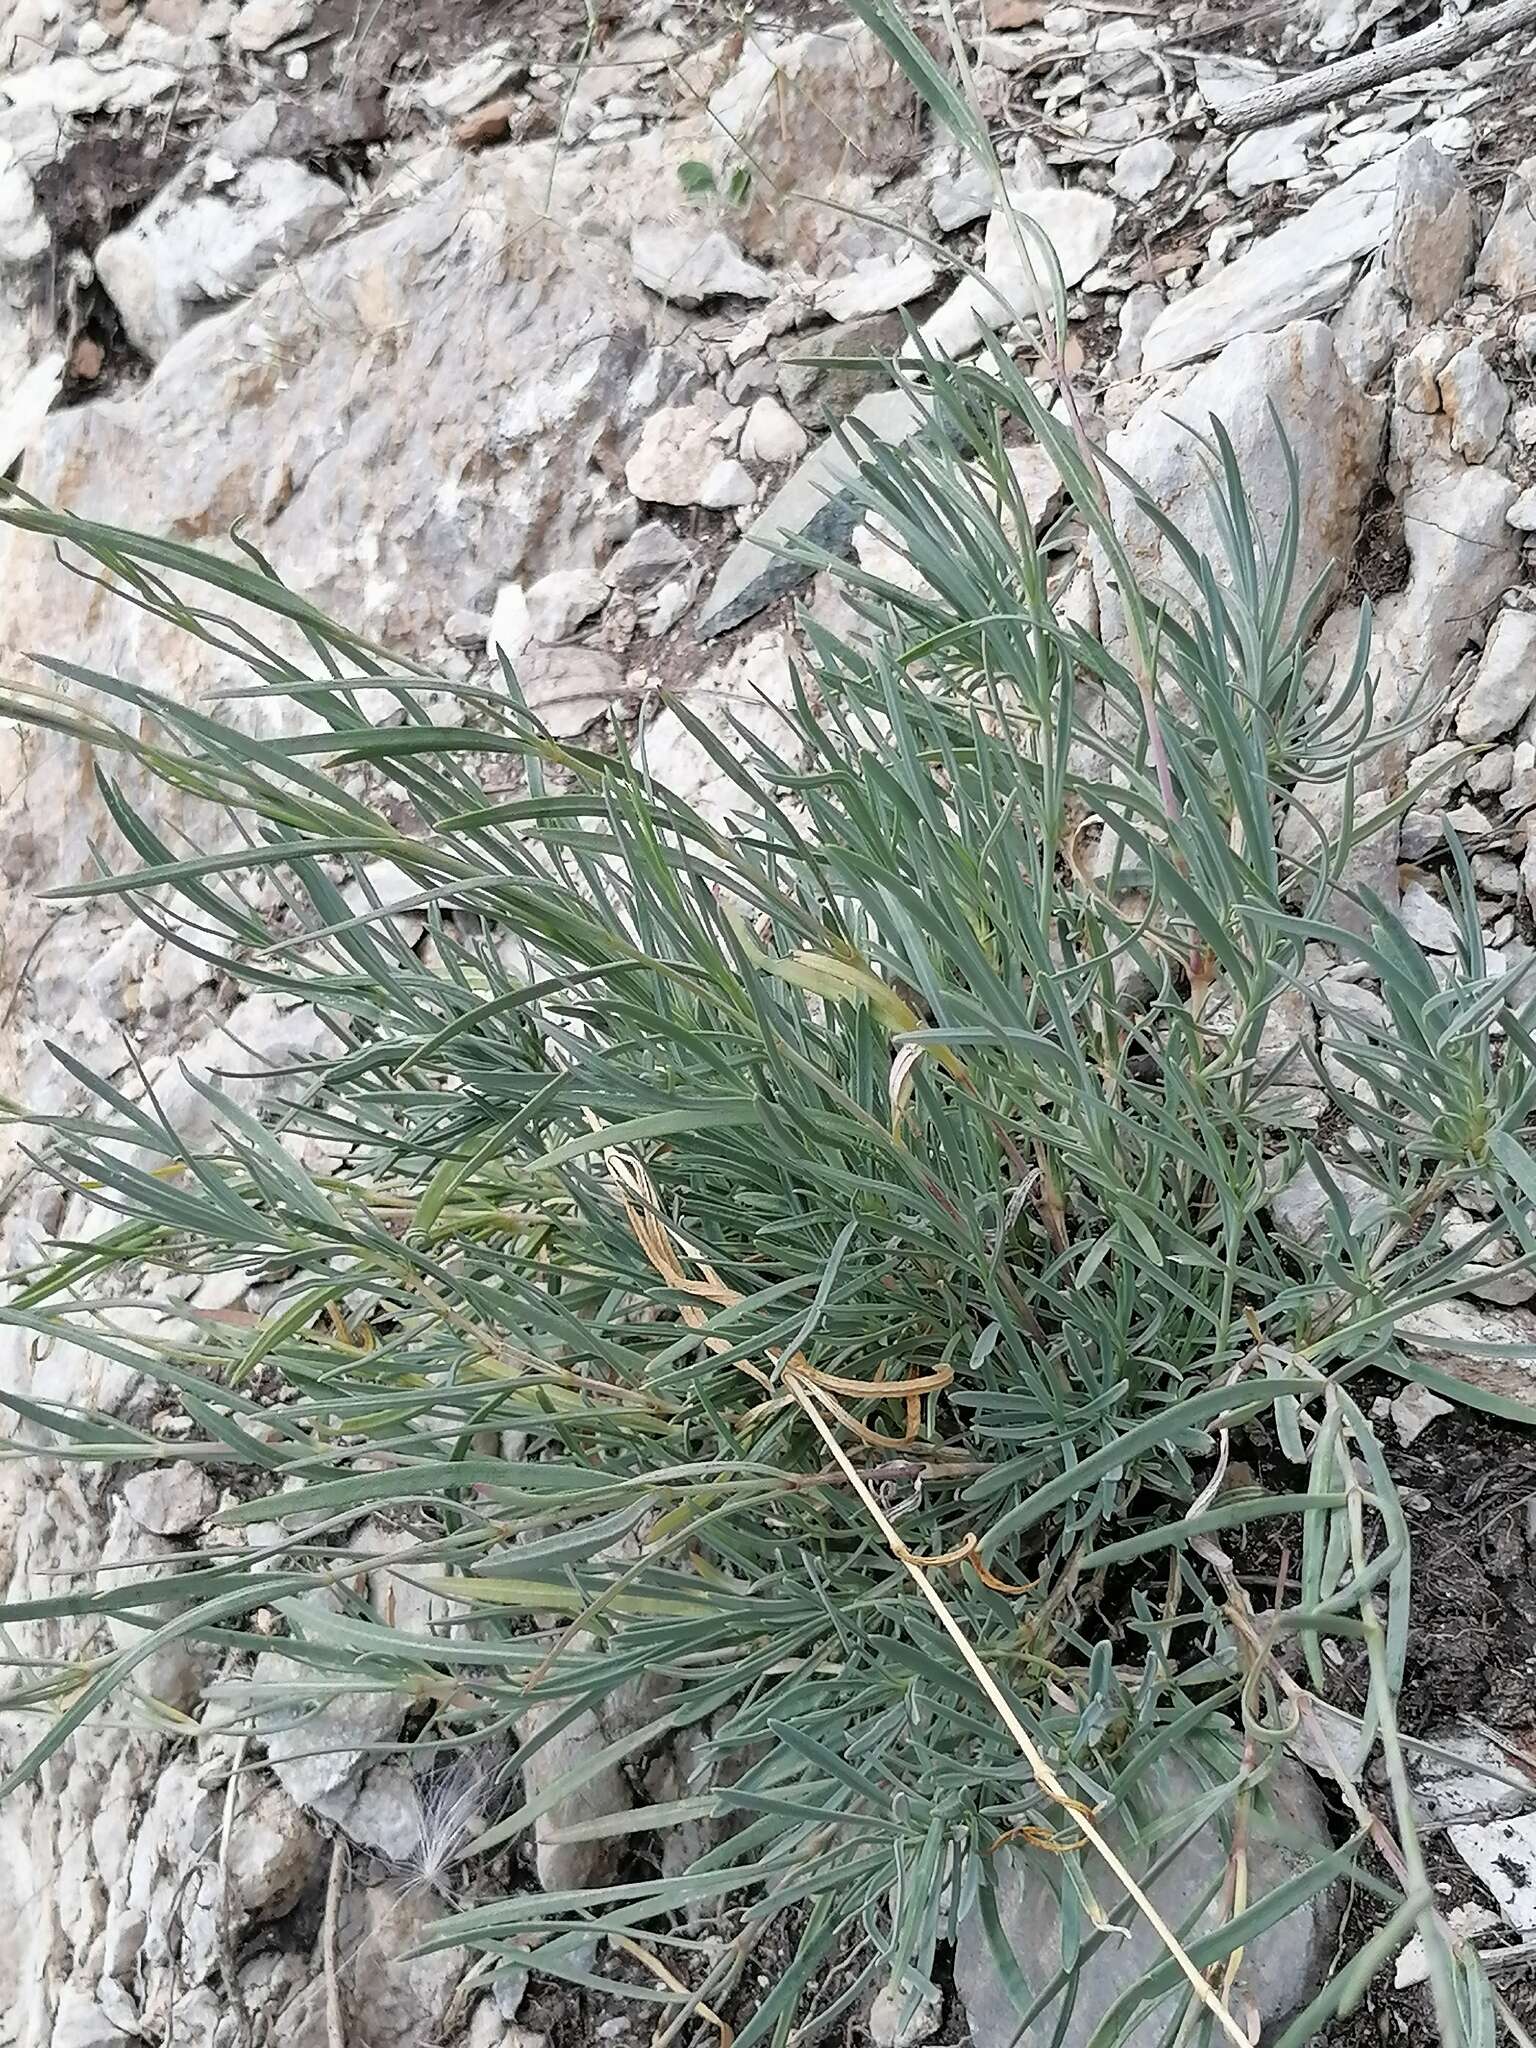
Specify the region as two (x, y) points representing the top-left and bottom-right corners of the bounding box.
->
(9, 1), (1536, 2045)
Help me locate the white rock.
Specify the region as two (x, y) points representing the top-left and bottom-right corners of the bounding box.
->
(0, 140), (48, 265)
(918, 185), (1116, 356)
(1330, 265), (1405, 387)
(1477, 155), (1536, 301)
(739, 394), (809, 466)
(1141, 147), (1405, 373)
(0, 54), (180, 116)
(1270, 1160), (1380, 1244)
(251, 1601), (407, 1809)
(122, 1460), (215, 1536)
(698, 457), (757, 509)
(1389, 1383), (1454, 1446)
(985, 183), (1115, 305)
(1102, 323), (1382, 645)
(227, 1780), (318, 1921)
(1110, 135), (1175, 202)
(1450, 1814), (1536, 1931)
(1396, 1904), (1500, 1991)
(518, 1683), (660, 1892)
(815, 250), (938, 323)
(1386, 137), (1477, 324)
(231, 0), (313, 50)
(1399, 882), (1461, 953)
(628, 222), (773, 308)
(405, 40), (520, 117)
(1196, 52), (1275, 110)
(870, 1977), (943, 2048)
(488, 583), (531, 665)
(1411, 1732), (1536, 1828)
(1510, 487), (1536, 532)
(1385, 465), (1520, 702)
(1439, 345), (1509, 463)
(641, 630), (800, 825)
(1398, 1300), (1536, 1413)
(514, 645), (628, 737)
(95, 155), (346, 359)
(50, 1992), (130, 2048)
(705, 25), (917, 268)
(930, 160), (993, 232)
(525, 570), (608, 645)
(1458, 610), (1536, 745)
(0, 349), (64, 480)
(1226, 115), (1324, 197)
(1287, 1697), (1374, 1782)
(626, 394), (733, 507)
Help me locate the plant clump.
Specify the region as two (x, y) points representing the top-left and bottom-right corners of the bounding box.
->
(2, 337), (1534, 2046)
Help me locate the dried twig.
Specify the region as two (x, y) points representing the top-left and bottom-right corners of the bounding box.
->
(217, 1743), (254, 2048)
(1215, 0), (1536, 132)
(324, 1838), (349, 2048)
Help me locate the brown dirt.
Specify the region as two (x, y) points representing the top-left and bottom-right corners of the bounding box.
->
(1348, 481), (1412, 606)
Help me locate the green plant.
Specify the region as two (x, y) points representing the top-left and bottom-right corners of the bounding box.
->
(677, 158), (754, 209)
(4, 12), (1536, 2031)
(3, 341), (1534, 2044)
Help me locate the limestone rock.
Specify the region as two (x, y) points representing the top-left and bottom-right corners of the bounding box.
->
(739, 394), (808, 467)
(1411, 1732), (1536, 1828)
(815, 250), (938, 324)
(626, 394), (733, 506)
(518, 1682), (668, 1893)
(95, 149), (346, 361)
(99, 1499), (210, 1711)
(1331, 266), (1405, 388)
(606, 521), (692, 594)
(696, 386), (927, 636)
(1449, 1815), (1536, 1932)
(0, 138), (49, 266)
(231, 0), (313, 50)
(1390, 1383), (1455, 1448)
(121, 1460), (215, 1536)
(1439, 345), (1509, 463)
(870, 1977), (943, 2048)
(1271, 1160), (1381, 1244)
(1140, 147), (1404, 374)
(49, 1993), (130, 2048)
(526, 569), (609, 645)
(3, 143), (676, 1075)
(4, 145), (666, 904)
(706, 27), (917, 266)
(514, 645), (629, 737)
(920, 185), (1115, 356)
(1386, 137), (1477, 323)
(642, 630), (801, 823)
(628, 221), (773, 307)
(1398, 1300), (1536, 1412)
(251, 1598), (407, 1810)
(1110, 135), (1175, 202)
(1457, 610), (1536, 745)
(1477, 156), (1536, 301)
(226, 1781), (319, 1923)
(930, 159), (993, 232)
(954, 1754), (1338, 2048)
(777, 312), (904, 427)
(1226, 114), (1324, 198)
(1101, 322), (1382, 641)
(1399, 881), (1460, 953)
(1388, 464), (1520, 696)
